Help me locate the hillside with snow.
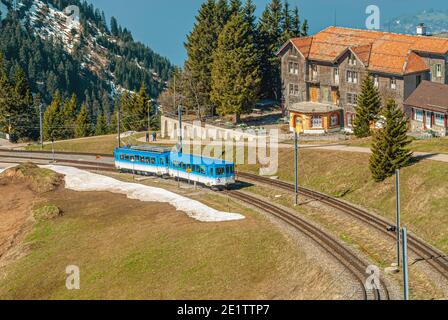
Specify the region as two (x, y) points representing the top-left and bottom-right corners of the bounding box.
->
(0, 0), (173, 116)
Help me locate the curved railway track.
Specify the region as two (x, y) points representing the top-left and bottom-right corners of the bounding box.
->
(228, 190), (389, 300)
(237, 171), (448, 283)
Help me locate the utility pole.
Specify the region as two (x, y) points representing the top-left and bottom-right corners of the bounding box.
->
(39, 104), (43, 150)
(402, 226), (409, 300)
(117, 104), (121, 148)
(51, 137), (55, 163)
(395, 169), (401, 267)
(147, 102), (151, 133)
(294, 131), (299, 206)
(178, 105), (183, 153)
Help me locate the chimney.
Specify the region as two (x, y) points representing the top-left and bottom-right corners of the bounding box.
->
(416, 23), (427, 36)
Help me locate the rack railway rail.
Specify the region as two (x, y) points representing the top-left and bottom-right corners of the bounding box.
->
(227, 190), (389, 300)
(237, 171), (448, 283)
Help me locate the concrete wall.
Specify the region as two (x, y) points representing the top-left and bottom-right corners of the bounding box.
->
(160, 116), (260, 142)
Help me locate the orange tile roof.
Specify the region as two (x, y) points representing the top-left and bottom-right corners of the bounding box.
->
(284, 26), (448, 75)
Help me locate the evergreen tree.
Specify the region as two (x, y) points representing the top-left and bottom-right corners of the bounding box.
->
(110, 16), (119, 36)
(184, 0), (219, 116)
(229, 0), (242, 15)
(257, 0), (284, 101)
(43, 91), (63, 140)
(243, 0), (256, 29)
(301, 19), (309, 36)
(75, 104), (92, 138)
(211, 12), (261, 123)
(95, 112), (108, 136)
(291, 6), (301, 37)
(61, 94), (77, 139)
(281, 0), (293, 41)
(369, 99), (413, 182)
(353, 75), (381, 138)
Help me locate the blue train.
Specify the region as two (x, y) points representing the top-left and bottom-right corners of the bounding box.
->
(113, 145), (236, 189)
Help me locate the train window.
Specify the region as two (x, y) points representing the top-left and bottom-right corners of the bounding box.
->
(125, 155), (129, 161)
(210, 168), (214, 176)
(182, 163), (186, 170)
(200, 166), (206, 174)
(141, 157), (145, 163)
(120, 155), (124, 160)
(226, 166), (230, 174)
(160, 158), (165, 165)
(216, 167), (225, 175)
(151, 158), (156, 164)
(135, 156), (140, 161)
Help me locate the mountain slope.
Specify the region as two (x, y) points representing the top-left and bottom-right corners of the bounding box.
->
(384, 9), (448, 35)
(0, 0), (173, 119)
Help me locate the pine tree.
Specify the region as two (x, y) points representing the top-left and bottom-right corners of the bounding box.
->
(43, 91), (63, 141)
(369, 99), (413, 182)
(95, 112), (108, 136)
(211, 12), (261, 123)
(184, 0), (219, 115)
(75, 104), (92, 138)
(353, 75), (382, 138)
(301, 19), (309, 36)
(257, 0), (284, 101)
(61, 94), (77, 139)
(291, 6), (301, 37)
(229, 0), (242, 15)
(243, 0), (256, 30)
(281, 0), (293, 42)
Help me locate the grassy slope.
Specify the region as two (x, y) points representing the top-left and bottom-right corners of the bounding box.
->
(346, 137), (448, 154)
(0, 181), (336, 300)
(239, 149), (448, 253)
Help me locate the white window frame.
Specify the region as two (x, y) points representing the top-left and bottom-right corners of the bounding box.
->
(349, 53), (357, 66)
(390, 78), (397, 90)
(334, 68), (340, 84)
(289, 62), (299, 75)
(311, 116), (323, 128)
(414, 109), (423, 122)
(374, 75), (379, 87)
(289, 83), (299, 96)
(330, 114), (339, 126)
(436, 64), (442, 78)
(426, 111), (432, 128)
(435, 113), (445, 127)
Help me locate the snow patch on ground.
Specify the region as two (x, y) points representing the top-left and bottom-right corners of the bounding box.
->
(44, 165), (245, 223)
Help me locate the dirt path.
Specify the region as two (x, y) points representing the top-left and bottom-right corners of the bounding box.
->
(0, 183), (37, 276)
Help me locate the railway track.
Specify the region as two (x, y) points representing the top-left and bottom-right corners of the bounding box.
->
(237, 171), (448, 283)
(0, 151), (393, 299)
(228, 190), (389, 300)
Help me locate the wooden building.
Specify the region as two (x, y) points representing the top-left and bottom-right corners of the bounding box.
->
(405, 81), (448, 136)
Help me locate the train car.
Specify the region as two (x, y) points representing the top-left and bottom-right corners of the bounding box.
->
(169, 153), (235, 189)
(114, 145), (172, 176)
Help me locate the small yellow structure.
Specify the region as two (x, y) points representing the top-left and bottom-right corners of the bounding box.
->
(289, 102), (343, 134)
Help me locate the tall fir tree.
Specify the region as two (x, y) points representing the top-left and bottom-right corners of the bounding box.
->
(43, 91), (63, 141)
(211, 12), (261, 123)
(61, 94), (77, 139)
(369, 99), (413, 182)
(184, 0), (219, 115)
(353, 75), (382, 138)
(75, 104), (92, 138)
(229, 0), (242, 15)
(291, 6), (301, 37)
(301, 19), (309, 36)
(95, 112), (109, 136)
(257, 0), (284, 101)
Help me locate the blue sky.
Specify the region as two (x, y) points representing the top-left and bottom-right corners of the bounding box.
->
(86, 0), (448, 66)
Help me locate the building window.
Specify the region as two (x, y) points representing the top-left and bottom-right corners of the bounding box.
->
(330, 114), (339, 126)
(334, 68), (340, 84)
(436, 64), (442, 78)
(347, 113), (353, 127)
(349, 53), (357, 66)
(374, 75), (379, 87)
(346, 71), (358, 84)
(289, 83), (299, 96)
(435, 113), (445, 126)
(311, 116), (323, 128)
(390, 78), (397, 90)
(289, 62), (299, 75)
(347, 93), (358, 105)
(310, 64), (318, 80)
(414, 109), (423, 122)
